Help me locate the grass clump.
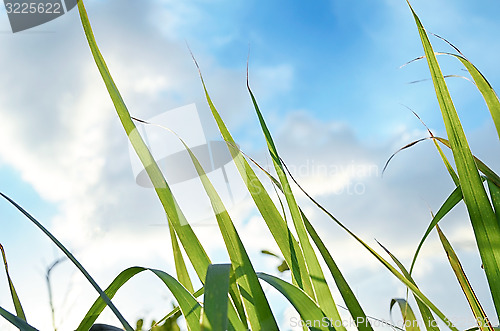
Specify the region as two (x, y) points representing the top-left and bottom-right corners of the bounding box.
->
(1, 1), (499, 330)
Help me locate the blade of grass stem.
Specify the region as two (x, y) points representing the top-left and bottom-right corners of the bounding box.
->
(175, 128), (278, 330)
(0, 306), (37, 331)
(0, 244), (26, 322)
(379, 243), (438, 331)
(302, 212), (374, 331)
(77, 1), (216, 299)
(433, 138), (500, 187)
(436, 226), (494, 331)
(280, 162), (458, 330)
(192, 56), (313, 303)
(201, 264), (231, 331)
(488, 180), (500, 226)
(406, 1), (500, 316)
(409, 184), (465, 274)
(169, 225), (194, 293)
(390, 299), (420, 331)
(426, 51), (500, 141)
(257, 272), (334, 331)
(0, 192), (132, 331)
(247, 74), (344, 326)
(76, 267), (201, 331)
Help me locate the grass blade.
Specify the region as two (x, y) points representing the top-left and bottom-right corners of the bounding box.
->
(257, 272), (334, 331)
(201, 264), (231, 331)
(0, 306), (38, 331)
(407, 2), (500, 316)
(0, 192), (133, 331)
(302, 212), (374, 331)
(487, 180), (500, 226)
(409, 184), (464, 273)
(76, 267), (201, 331)
(436, 226), (494, 331)
(247, 74), (344, 327)
(169, 225), (194, 293)
(446, 53), (500, 140)
(390, 299), (420, 331)
(433, 138), (500, 187)
(280, 165), (458, 330)
(180, 138), (278, 329)
(77, 0), (213, 287)
(0, 244), (26, 322)
(379, 243), (438, 331)
(192, 58), (313, 303)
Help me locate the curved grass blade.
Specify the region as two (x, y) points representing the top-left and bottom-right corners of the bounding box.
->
(191, 55), (313, 303)
(379, 243), (437, 331)
(436, 226), (494, 331)
(302, 212), (374, 331)
(78, 12), (250, 329)
(247, 73), (344, 327)
(0, 244), (26, 322)
(143, 288), (205, 329)
(406, 1), (500, 316)
(240, 152), (374, 330)
(390, 299), (420, 331)
(0, 306), (38, 331)
(488, 180), (500, 226)
(433, 137), (500, 187)
(172, 126), (278, 330)
(447, 53), (500, 140)
(280, 163), (459, 330)
(401, 47), (500, 140)
(201, 264), (231, 331)
(0, 192), (132, 331)
(257, 272), (334, 331)
(383, 135), (500, 187)
(169, 225), (194, 293)
(76, 267), (201, 331)
(409, 184), (464, 274)
(77, 0), (213, 291)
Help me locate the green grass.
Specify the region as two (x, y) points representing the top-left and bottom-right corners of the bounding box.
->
(1, 1), (499, 330)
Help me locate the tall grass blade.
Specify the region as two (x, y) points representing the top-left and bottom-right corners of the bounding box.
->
(192, 58), (314, 300)
(433, 138), (500, 186)
(436, 226), (494, 331)
(0, 244), (26, 322)
(201, 264), (231, 331)
(446, 53), (500, 140)
(280, 166), (458, 330)
(0, 192), (133, 331)
(77, 0), (213, 287)
(302, 212), (374, 331)
(379, 243), (438, 331)
(390, 299), (420, 331)
(487, 180), (500, 226)
(172, 130), (278, 329)
(247, 75), (344, 327)
(241, 153), (373, 330)
(409, 184), (464, 274)
(76, 267), (201, 331)
(169, 225), (194, 293)
(406, 2), (500, 316)
(257, 272), (334, 331)
(0, 306), (37, 331)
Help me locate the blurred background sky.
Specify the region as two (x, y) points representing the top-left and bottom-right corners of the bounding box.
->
(1, 0), (500, 330)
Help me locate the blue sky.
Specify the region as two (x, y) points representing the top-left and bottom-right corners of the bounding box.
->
(0, 0), (500, 330)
